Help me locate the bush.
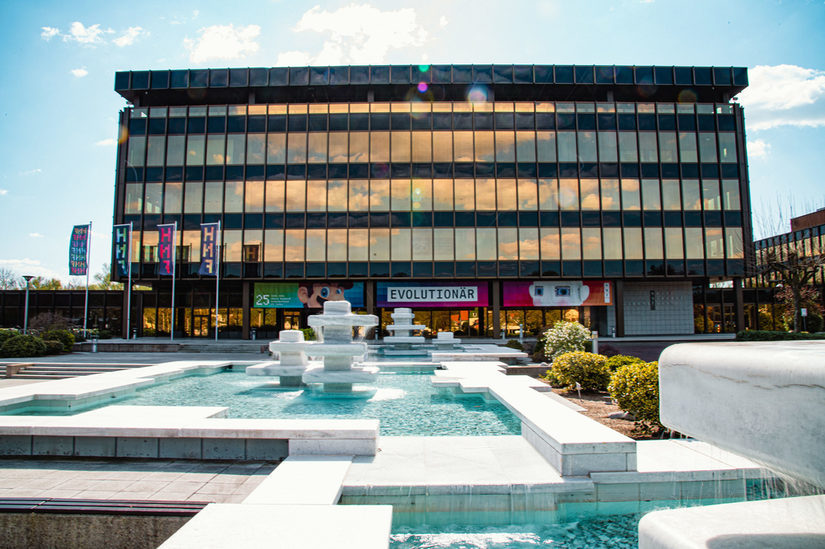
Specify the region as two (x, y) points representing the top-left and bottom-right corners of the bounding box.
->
(42, 339), (64, 356)
(735, 330), (825, 341)
(98, 329), (113, 340)
(0, 334), (47, 358)
(504, 339), (524, 350)
(301, 328), (316, 341)
(544, 321), (592, 361)
(609, 361), (661, 431)
(28, 312), (69, 332)
(550, 351), (611, 391)
(40, 329), (75, 352)
(540, 366), (564, 388)
(605, 354), (644, 372)
(806, 313), (823, 333)
(0, 329), (18, 346)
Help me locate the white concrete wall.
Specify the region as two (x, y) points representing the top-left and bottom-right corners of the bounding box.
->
(622, 282), (693, 335)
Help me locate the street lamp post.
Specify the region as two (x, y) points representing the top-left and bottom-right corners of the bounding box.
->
(22, 275), (33, 334)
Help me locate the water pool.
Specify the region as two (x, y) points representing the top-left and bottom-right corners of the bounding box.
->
(13, 370), (521, 437)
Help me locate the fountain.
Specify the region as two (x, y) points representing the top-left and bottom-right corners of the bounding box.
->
(638, 341), (825, 547)
(246, 329), (312, 387)
(382, 308), (427, 355)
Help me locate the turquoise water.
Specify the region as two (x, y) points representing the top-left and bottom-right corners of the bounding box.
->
(36, 370), (520, 436)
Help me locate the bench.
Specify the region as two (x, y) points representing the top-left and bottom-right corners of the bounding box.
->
(3, 363), (32, 378)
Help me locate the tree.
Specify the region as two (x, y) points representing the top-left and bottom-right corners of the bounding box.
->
(0, 268), (22, 290)
(91, 263), (124, 290)
(761, 249), (825, 332)
(29, 277), (62, 290)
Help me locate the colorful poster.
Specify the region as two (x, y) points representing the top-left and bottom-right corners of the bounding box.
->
(69, 224), (90, 276)
(376, 282), (488, 308)
(157, 223), (176, 276)
(502, 281), (613, 307)
(112, 224), (131, 278)
(199, 223), (220, 276)
(254, 282), (365, 309)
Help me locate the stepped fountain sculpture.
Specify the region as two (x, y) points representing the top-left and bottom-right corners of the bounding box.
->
(246, 329), (312, 387)
(382, 307), (427, 355)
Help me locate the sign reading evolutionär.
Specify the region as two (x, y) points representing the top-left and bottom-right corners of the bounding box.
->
(376, 282), (488, 308)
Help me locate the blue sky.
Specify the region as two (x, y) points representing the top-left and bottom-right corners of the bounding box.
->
(1, 0), (824, 282)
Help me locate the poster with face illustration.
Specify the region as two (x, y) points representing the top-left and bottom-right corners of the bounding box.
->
(502, 281), (612, 307)
(253, 282), (364, 308)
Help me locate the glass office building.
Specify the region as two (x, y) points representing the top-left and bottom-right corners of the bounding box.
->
(112, 64), (752, 339)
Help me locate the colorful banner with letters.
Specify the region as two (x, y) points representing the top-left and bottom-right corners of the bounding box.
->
(253, 282), (364, 308)
(112, 224), (131, 278)
(502, 281), (613, 307)
(157, 223), (176, 276)
(376, 282), (488, 308)
(198, 223), (220, 276)
(69, 224), (90, 276)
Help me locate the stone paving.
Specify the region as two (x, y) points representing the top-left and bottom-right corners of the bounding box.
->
(0, 458), (276, 503)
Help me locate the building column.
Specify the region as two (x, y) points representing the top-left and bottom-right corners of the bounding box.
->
(614, 280), (625, 337)
(242, 281), (250, 339)
(734, 277), (744, 333)
(492, 282), (501, 338)
(366, 282), (375, 314)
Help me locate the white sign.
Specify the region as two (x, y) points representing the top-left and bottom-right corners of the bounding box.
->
(386, 286), (478, 303)
(801, 308), (808, 317)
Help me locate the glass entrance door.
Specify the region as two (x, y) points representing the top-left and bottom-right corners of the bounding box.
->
(193, 315), (210, 337)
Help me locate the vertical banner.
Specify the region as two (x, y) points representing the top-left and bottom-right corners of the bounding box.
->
(199, 222), (220, 276)
(112, 224), (131, 278)
(157, 223), (176, 276)
(69, 224), (90, 275)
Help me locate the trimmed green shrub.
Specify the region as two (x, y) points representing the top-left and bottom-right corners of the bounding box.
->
(0, 334), (47, 358)
(609, 360), (661, 431)
(735, 330), (825, 341)
(42, 339), (64, 356)
(540, 367), (564, 388)
(98, 329), (113, 340)
(550, 351), (611, 391)
(544, 321), (591, 361)
(40, 329), (75, 352)
(605, 354), (644, 372)
(301, 328), (316, 341)
(504, 339), (524, 350)
(0, 329), (18, 346)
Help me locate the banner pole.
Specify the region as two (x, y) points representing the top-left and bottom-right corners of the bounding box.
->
(84, 221), (91, 336)
(127, 222), (133, 339)
(171, 222), (177, 341)
(215, 221), (221, 341)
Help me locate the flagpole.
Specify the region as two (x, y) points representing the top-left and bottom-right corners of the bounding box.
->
(127, 222), (133, 339)
(171, 221), (177, 342)
(84, 221), (91, 336)
(215, 220), (221, 341)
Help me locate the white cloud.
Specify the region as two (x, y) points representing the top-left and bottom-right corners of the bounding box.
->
(286, 4), (428, 66)
(275, 50), (313, 67)
(29, 233), (44, 239)
(19, 168), (42, 176)
(114, 26), (147, 47)
(70, 67), (88, 78)
(738, 64), (825, 130)
(65, 21), (111, 44)
(184, 24), (260, 64)
(95, 138), (117, 146)
(0, 189), (7, 196)
(747, 139), (771, 158)
(40, 26), (59, 41)
(0, 259), (61, 280)
(439, 16), (448, 27)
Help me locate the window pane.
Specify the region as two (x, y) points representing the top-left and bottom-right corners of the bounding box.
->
(641, 179), (661, 210)
(582, 227), (601, 260)
(718, 133), (737, 163)
(623, 227), (642, 260)
(699, 133), (717, 162)
(147, 136), (165, 166)
(412, 179), (432, 210)
(518, 179), (538, 210)
(204, 182), (222, 212)
(685, 227), (704, 259)
(598, 131), (617, 162)
(349, 180), (369, 211)
(267, 134), (285, 164)
(557, 132), (577, 162)
(621, 179), (640, 210)
(722, 180), (741, 210)
(391, 131), (411, 163)
(536, 131), (556, 162)
(183, 230), (200, 262)
(658, 131), (677, 163)
(391, 179), (411, 211)
(539, 179), (559, 210)
(349, 229), (368, 261)
(638, 133), (658, 162)
(477, 228), (497, 260)
(433, 132), (453, 162)
(662, 179), (681, 209)
(286, 180), (305, 211)
(577, 131), (597, 162)
(284, 229), (304, 261)
(412, 228), (432, 260)
(455, 228), (475, 260)
(328, 133), (348, 162)
(705, 227), (724, 259)
(495, 131), (515, 162)
(540, 228), (560, 259)
(349, 133), (368, 162)
(644, 227), (663, 259)
(498, 228), (518, 260)
(307, 133), (327, 163)
(516, 131), (536, 162)
(246, 134), (265, 164)
(412, 131), (432, 162)
(434, 228), (454, 260)
(164, 182), (182, 214)
(601, 179), (620, 210)
(127, 137), (145, 167)
(496, 179), (517, 211)
(561, 227), (581, 260)
(144, 183), (162, 214)
(224, 181), (243, 213)
(226, 134), (245, 165)
(519, 227), (539, 259)
(665, 227), (684, 259)
(618, 132), (638, 162)
(370, 180), (390, 211)
(559, 179), (579, 210)
(454, 180), (475, 210)
(433, 179), (453, 210)
(679, 132), (697, 162)
(223, 230), (242, 261)
(287, 133), (306, 163)
(125, 184), (143, 214)
(682, 179), (701, 210)
(370, 131), (389, 162)
(726, 228), (744, 258)
(266, 181), (284, 212)
(603, 228), (622, 260)
(184, 182), (202, 213)
(580, 179), (599, 210)
(306, 181), (327, 211)
(474, 131), (494, 162)
(702, 179), (721, 210)
(166, 135), (185, 166)
(327, 229), (347, 261)
(327, 180), (347, 211)
(305, 229), (326, 261)
(186, 135), (204, 165)
(370, 228), (390, 260)
(207, 135), (225, 165)
(245, 181), (263, 213)
(454, 131), (473, 161)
